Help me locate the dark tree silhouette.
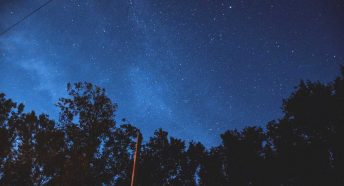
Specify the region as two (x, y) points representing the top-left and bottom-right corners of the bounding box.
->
(138, 128), (185, 185)
(53, 82), (140, 185)
(0, 67), (343, 185)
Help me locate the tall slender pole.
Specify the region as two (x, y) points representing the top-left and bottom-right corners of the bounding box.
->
(131, 132), (142, 186)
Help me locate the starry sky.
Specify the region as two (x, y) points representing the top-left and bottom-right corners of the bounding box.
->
(0, 0), (343, 147)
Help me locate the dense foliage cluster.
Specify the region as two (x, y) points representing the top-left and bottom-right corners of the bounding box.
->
(0, 67), (343, 185)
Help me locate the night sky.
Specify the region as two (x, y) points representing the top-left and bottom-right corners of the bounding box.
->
(0, 0), (343, 147)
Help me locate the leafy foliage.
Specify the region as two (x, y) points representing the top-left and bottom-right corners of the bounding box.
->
(0, 67), (344, 185)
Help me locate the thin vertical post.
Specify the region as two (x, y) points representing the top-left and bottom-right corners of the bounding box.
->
(131, 132), (142, 186)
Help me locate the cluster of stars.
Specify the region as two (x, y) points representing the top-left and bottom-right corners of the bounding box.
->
(0, 0), (342, 147)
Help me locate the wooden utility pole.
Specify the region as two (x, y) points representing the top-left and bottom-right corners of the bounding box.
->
(131, 132), (142, 186)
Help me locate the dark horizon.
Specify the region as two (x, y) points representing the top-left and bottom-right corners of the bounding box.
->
(0, 66), (343, 185)
(1, 1), (344, 185)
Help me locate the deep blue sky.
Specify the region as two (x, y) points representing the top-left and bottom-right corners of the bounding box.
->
(0, 0), (343, 147)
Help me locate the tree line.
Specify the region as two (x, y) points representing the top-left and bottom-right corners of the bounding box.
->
(0, 66), (343, 185)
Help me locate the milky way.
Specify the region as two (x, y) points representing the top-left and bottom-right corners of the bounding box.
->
(0, 0), (343, 147)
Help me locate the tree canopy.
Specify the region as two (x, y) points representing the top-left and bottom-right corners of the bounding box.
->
(0, 66), (343, 185)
